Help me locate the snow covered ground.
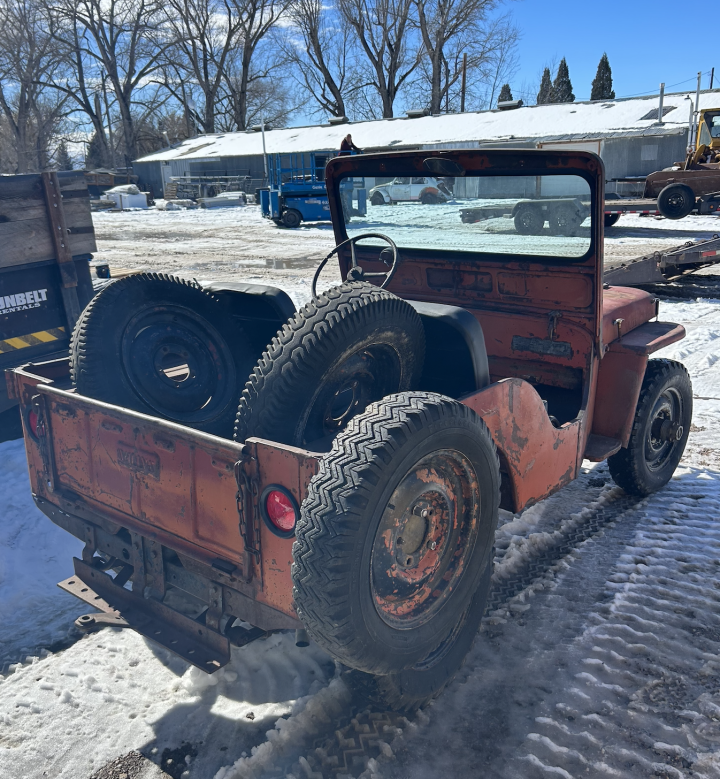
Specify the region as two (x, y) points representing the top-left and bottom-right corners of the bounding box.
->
(1, 208), (719, 778)
(90, 204), (720, 304)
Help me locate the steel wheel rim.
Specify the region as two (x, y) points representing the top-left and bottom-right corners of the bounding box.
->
(370, 449), (481, 630)
(302, 344), (401, 445)
(645, 387), (684, 471)
(121, 304), (235, 422)
(519, 209), (537, 229)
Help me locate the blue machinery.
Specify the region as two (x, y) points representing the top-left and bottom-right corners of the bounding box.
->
(259, 151), (367, 228)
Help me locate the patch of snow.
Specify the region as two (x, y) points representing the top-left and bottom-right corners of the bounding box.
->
(0, 439), (85, 670)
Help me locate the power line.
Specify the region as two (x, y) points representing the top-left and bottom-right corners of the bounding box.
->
(612, 71), (714, 100)
(569, 71), (715, 104)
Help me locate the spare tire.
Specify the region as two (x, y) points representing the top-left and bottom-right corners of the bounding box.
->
(70, 273), (255, 437)
(234, 282), (425, 448)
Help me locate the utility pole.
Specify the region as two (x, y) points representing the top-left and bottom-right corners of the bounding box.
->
(658, 82), (665, 124)
(460, 53), (467, 112)
(261, 115), (268, 183)
(711, 68), (715, 90)
(445, 60), (450, 113)
(101, 72), (116, 171)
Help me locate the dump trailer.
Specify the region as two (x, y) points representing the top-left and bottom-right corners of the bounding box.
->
(0, 171), (101, 417)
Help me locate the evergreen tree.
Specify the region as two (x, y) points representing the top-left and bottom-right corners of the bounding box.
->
(56, 140), (73, 170)
(84, 131), (107, 170)
(498, 83), (513, 104)
(536, 68), (552, 105)
(550, 58), (574, 103)
(590, 53), (615, 100)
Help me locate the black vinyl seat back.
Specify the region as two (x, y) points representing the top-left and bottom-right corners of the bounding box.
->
(408, 300), (490, 397)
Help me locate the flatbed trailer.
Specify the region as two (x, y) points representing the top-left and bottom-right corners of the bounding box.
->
(603, 234), (720, 286)
(460, 192), (720, 233)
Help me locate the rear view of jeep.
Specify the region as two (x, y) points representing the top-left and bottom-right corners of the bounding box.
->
(9, 149), (691, 713)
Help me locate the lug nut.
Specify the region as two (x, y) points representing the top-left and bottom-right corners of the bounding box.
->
(428, 541), (437, 551)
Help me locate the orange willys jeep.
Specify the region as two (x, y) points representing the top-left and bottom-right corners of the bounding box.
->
(8, 149), (692, 712)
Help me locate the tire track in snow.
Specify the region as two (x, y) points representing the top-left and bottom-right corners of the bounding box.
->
(510, 470), (720, 779)
(216, 475), (646, 779)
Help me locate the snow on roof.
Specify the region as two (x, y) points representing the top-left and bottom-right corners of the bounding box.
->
(135, 89), (720, 164)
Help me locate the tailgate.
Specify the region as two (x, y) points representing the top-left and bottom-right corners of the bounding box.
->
(12, 360), (318, 587)
(29, 381), (246, 563)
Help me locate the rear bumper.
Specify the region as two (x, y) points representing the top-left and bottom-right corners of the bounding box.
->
(36, 495), (302, 671)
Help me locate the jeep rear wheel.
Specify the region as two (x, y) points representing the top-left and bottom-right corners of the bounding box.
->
(292, 392), (499, 675)
(608, 359), (692, 496)
(344, 558), (492, 712)
(234, 283), (425, 448)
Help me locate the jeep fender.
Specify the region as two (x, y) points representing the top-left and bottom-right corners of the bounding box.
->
(591, 320), (685, 445)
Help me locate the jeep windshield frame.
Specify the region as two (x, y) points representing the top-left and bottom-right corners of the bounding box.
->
(325, 148), (602, 265)
(324, 148), (605, 346)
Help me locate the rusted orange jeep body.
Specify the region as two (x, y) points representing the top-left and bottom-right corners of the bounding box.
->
(9, 149), (685, 670)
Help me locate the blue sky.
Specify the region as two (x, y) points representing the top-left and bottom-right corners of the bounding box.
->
(511, 0), (716, 102)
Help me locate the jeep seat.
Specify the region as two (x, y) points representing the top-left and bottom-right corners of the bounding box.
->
(408, 300), (491, 395)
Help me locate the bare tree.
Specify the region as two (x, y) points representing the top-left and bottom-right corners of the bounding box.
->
(414, 0), (517, 114)
(338, 0), (420, 119)
(60, 0), (170, 164)
(280, 0), (358, 119)
(161, 0), (244, 134)
(217, 0), (289, 131)
(0, 0), (69, 172)
(473, 19), (518, 109)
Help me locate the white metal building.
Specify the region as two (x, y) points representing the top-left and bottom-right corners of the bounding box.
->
(133, 89), (720, 197)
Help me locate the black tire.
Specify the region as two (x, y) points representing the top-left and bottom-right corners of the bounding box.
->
(608, 359), (692, 496)
(292, 391), (500, 675)
(70, 273), (255, 437)
(420, 192), (440, 204)
(281, 208), (302, 228)
(234, 282), (425, 448)
(344, 559), (492, 713)
(604, 212), (621, 228)
(548, 204), (583, 236)
(92, 277), (117, 294)
(657, 183), (696, 220)
(370, 192), (386, 206)
(513, 205), (544, 235)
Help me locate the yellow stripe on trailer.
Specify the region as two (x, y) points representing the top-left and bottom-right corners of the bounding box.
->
(0, 326), (66, 354)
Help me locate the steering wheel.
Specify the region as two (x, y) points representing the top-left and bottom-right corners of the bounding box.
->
(311, 233), (399, 298)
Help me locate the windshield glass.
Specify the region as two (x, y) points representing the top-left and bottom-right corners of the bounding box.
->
(342, 173), (592, 260)
(711, 115), (720, 138)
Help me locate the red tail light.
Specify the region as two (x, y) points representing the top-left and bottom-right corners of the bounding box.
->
(28, 410), (40, 438)
(260, 485), (299, 538)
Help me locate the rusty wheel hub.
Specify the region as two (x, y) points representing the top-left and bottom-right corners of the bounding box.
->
(646, 388), (684, 470)
(371, 450), (480, 630)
